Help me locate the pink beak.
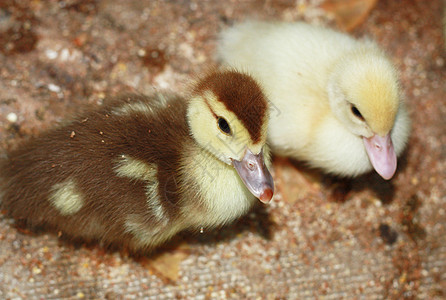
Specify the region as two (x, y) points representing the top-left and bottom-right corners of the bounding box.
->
(232, 149), (274, 203)
(363, 134), (397, 180)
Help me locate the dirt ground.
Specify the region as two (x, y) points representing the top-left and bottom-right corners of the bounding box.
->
(0, 0), (445, 299)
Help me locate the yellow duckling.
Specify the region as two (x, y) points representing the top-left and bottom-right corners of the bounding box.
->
(0, 70), (274, 252)
(218, 21), (410, 179)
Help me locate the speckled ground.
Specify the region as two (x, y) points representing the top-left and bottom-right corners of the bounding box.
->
(0, 0), (445, 299)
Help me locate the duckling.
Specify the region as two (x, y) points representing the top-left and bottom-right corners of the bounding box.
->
(218, 21), (410, 179)
(0, 70), (274, 252)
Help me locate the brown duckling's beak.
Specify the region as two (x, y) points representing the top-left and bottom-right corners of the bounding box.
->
(232, 149), (274, 203)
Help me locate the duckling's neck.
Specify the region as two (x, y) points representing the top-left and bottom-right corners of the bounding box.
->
(179, 140), (255, 229)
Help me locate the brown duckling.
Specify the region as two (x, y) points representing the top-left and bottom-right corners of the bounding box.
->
(0, 70), (274, 252)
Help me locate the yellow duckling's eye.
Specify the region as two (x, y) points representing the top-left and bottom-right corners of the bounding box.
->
(217, 117), (231, 135)
(351, 104), (364, 121)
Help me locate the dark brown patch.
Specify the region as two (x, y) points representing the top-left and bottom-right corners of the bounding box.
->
(0, 24), (38, 55)
(401, 195), (426, 243)
(140, 48), (168, 75)
(378, 223), (398, 245)
(0, 1), (39, 55)
(326, 179), (352, 203)
(60, 0), (99, 15)
(193, 70), (268, 143)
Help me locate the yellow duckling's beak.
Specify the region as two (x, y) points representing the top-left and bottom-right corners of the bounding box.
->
(231, 149), (274, 203)
(363, 134), (397, 180)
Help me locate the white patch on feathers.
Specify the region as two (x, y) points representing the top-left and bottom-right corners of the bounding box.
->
(49, 179), (84, 215)
(114, 156), (167, 222)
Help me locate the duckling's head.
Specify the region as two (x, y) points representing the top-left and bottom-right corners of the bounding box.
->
(187, 70), (274, 203)
(327, 44), (402, 180)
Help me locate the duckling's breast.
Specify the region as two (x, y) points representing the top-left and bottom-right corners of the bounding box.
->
(179, 143), (256, 229)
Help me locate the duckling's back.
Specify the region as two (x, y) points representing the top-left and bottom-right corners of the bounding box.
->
(0, 94), (191, 251)
(218, 21), (357, 100)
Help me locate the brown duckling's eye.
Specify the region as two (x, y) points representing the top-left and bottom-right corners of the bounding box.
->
(351, 105), (364, 121)
(217, 117), (231, 135)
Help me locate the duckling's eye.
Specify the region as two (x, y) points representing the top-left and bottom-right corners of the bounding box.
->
(351, 105), (364, 121)
(217, 117), (231, 135)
